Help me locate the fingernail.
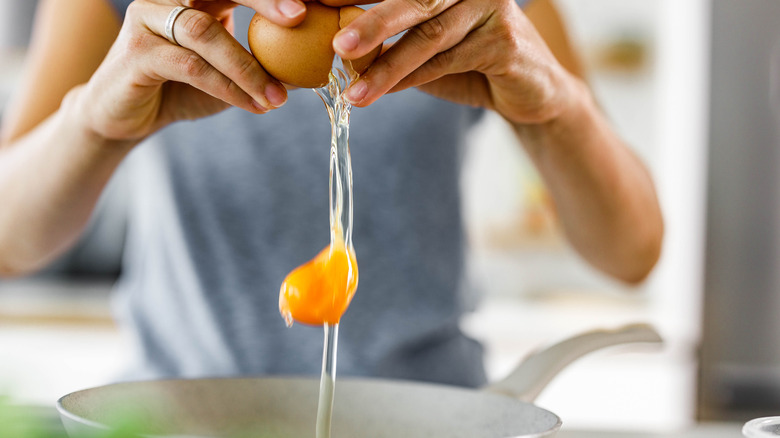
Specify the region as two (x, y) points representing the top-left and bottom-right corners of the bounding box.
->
(279, 0), (305, 19)
(265, 83), (287, 107)
(252, 100), (268, 113)
(344, 80), (367, 104)
(334, 30), (360, 53)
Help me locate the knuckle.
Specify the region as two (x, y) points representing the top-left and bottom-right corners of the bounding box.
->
(368, 8), (395, 37)
(223, 80), (243, 100)
(125, 31), (151, 54)
(404, 0), (442, 15)
(235, 56), (259, 82)
(180, 10), (221, 44)
(496, 12), (516, 33)
(432, 49), (454, 69)
(124, 1), (142, 22)
(413, 16), (446, 44)
(494, 0), (513, 14)
(179, 52), (209, 77)
(504, 31), (524, 59)
(371, 51), (397, 73)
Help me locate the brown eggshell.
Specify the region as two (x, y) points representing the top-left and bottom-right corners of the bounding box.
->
(248, 3), (339, 88)
(248, 3), (383, 88)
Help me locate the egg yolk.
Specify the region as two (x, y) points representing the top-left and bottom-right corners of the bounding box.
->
(279, 238), (358, 326)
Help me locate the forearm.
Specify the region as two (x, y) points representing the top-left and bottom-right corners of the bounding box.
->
(0, 86), (137, 277)
(512, 77), (663, 284)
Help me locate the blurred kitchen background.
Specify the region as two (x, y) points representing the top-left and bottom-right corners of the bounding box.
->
(0, 0), (778, 434)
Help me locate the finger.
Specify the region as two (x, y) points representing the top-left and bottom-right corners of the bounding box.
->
(413, 71), (492, 106)
(390, 41), (480, 93)
(343, 1), (485, 106)
(140, 4), (288, 108)
(178, 0), (308, 27)
(318, 0), (381, 6)
(242, 0), (308, 26)
(332, 0), (461, 60)
(160, 82), (234, 122)
(394, 64), (494, 110)
(147, 41), (269, 114)
(222, 12), (235, 35)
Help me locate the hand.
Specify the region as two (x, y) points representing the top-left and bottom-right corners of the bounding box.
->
(326, 0), (575, 124)
(76, 0), (310, 141)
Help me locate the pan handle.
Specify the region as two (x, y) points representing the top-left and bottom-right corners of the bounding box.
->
(484, 323), (663, 402)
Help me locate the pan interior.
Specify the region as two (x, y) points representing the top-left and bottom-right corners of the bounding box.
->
(58, 377), (561, 438)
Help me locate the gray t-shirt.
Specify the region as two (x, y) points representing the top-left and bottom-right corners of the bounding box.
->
(106, 1), (525, 387)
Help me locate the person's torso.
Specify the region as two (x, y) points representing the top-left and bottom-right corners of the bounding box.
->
(108, 0), (490, 386)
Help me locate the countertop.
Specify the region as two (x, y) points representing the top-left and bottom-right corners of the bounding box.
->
(8, 405), (747, 437)
(558, 423), (744, 437)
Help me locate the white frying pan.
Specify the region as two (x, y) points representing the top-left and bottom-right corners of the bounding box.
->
(57, 324), (662, 438)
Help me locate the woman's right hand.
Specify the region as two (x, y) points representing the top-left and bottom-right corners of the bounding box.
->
(75, 0), (307, 141)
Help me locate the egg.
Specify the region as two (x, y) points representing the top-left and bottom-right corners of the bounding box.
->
(279, 237), (358, 326)
(248, 3), (382, 88)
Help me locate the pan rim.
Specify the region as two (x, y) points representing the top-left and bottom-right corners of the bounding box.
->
(57, 375), (562, 438)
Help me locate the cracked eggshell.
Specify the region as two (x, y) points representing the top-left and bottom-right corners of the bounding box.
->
(248, 3), (382, 88)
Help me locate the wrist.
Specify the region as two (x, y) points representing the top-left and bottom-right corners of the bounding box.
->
(510, 74), (598, 153)
(62, 84), (139, 152)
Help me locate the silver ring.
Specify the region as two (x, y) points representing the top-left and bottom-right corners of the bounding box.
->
(164, 6), (191, 46)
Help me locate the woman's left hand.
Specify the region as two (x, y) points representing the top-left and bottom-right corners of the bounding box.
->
(323, 0), (576, 125)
